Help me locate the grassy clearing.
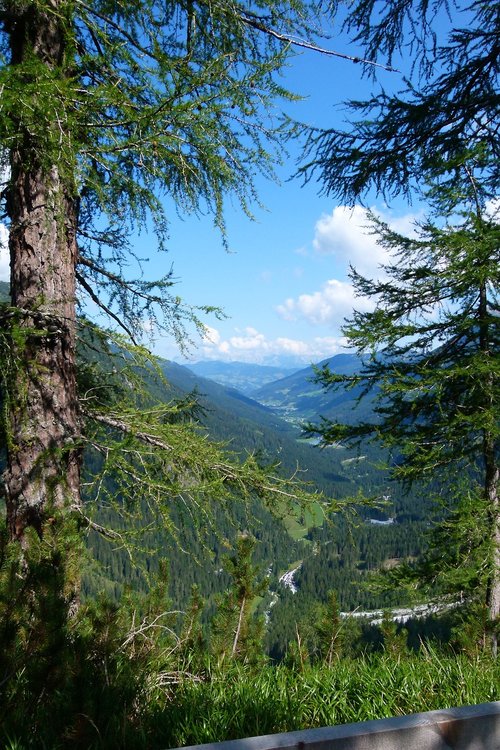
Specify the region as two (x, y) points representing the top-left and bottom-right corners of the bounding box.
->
(283, 514), (309, 540)
(283, 501), (325, 540)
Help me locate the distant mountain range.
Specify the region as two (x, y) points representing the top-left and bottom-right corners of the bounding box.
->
(185, 360), (296, 395)
(0, 281), (386, 509)
(0, 277), (373, 434)
(158, 358), (295, 437)
(185, 354), (374, 428)
(254, 353), (376, 426)
(156, 356), (373, 502)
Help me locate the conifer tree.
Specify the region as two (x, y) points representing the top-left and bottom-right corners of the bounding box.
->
(302, 0), (499, 202)
(302, 0), (499, 653)
(0, 0), (331, 567)
(306, 170), (499, 651)
(210, 533), (269, 665)
(0, 5), (339, 727)
(312, 590), (343, 666)
(379, 612), (408, 658)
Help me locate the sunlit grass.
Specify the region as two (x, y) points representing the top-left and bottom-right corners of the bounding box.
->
(4, 649), (498, 749)
(282, 500), (325, 540)
(154, 649), (500, 747)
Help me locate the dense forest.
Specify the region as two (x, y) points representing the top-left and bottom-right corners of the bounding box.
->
(1, 268), (498, 747)
(76, 336), (431, 627)
(4, 277), (426, 629)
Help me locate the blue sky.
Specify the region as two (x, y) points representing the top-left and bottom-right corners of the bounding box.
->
(0, 14), (428, 367)
(158, 36), (420, 367)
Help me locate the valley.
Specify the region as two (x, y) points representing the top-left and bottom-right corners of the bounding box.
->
(0, 282), (434, 654)
(157, 356), (432, 655)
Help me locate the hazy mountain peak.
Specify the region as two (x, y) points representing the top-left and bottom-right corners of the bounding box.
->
(185, 360), (297, 395)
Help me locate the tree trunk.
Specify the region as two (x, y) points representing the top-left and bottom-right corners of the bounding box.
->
(485, 439), (500, 657)
(232, 596), (246, 657)
(479, 271), (499, 655)
(2, 1), (81, 545)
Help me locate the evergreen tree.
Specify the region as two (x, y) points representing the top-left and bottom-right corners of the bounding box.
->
(379, 612), (408, 658)
(306, 172), (499, 651)
(0, 3), (346, 737)
(302, 0), (499, 202)
(177, 584), (207, 673)
(0, 0), (331, 589)
(301, 0), (499, 654)
(311, 589), (343, 665)
(210, 533), (269, 666)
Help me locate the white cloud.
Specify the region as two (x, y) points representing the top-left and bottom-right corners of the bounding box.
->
(195, 325), (348, 364)
(0, 224), (8, 281)
(229, 328), (266, 351)
(276, 205), (421, 332)
(485, 197), (500, 220)
(202, 325), (221, 346)
(313, 205), (387, 279)
(277, 278), (373, 328)
(312, 204), (419, 278)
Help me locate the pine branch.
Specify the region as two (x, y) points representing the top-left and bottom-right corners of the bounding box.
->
(84, 410), (174, 451)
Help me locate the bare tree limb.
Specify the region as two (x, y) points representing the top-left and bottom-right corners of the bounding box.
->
(76, 270), (139, 343)
(232, 595), (246, 656)
(84, 410), (174, 451)
(240, 14), (399, 72)
(71, 506), (126, 541)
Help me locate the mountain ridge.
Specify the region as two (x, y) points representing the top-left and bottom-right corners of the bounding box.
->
(185, 359), (296, 395)
(253, 352), (374, 426)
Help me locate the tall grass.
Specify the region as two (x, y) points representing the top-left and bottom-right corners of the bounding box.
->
(3, 648), (498, 749)
(153, 648), (499, 748)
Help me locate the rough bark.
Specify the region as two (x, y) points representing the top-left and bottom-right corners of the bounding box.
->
(2, 1), (81, 545)
(485, 439), (500, 657)
(479, 274), (499, 654)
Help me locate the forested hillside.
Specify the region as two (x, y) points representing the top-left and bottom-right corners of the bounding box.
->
(1, 0), (497, 744)
(83, 349), (434, 656)
(1, 281), (425, 626)
(0, 279), (446, 653)
(172, 356), (434, 653)
(255, 353), (372, 425)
